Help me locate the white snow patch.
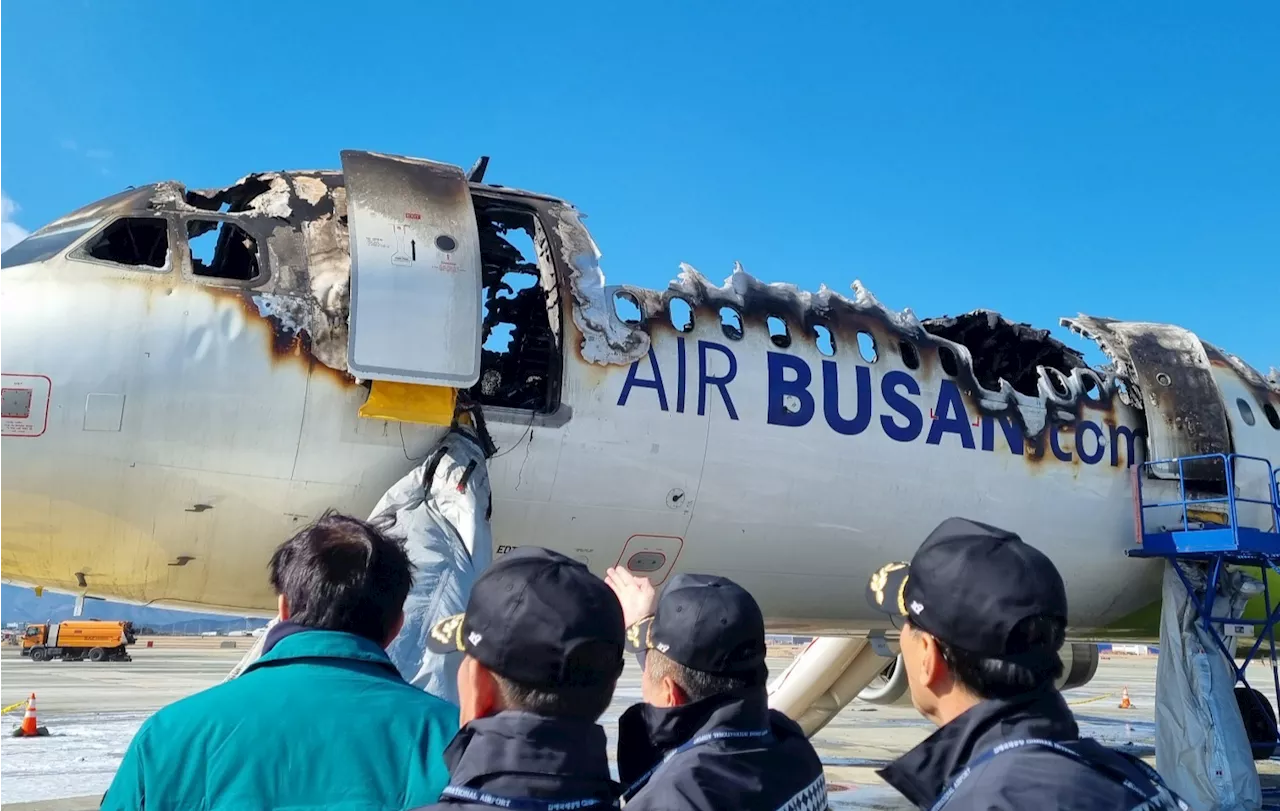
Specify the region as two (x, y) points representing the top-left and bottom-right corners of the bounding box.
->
(0, 711), (147, 804)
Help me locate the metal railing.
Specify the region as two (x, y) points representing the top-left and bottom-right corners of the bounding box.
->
(1135, 453), (1280, 540)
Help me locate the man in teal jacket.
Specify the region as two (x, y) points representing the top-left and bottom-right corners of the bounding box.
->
(101, 511), (459, 811)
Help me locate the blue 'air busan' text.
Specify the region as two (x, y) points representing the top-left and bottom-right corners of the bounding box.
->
(615, 339), (1141, 468)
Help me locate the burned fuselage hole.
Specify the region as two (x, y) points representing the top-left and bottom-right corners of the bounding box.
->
(938, 345), (959, 377)
(669, 297), (694, 333)
(87, 217), (169, 269)
(186, 220), (260, 282)
(899, 340), (920, 370)
(814, 324), (836, 357)
(768, 316), (790, 349)
(922, 312), (1083, 397)
(184, 177), (274, 215)
(857, 332), (877, 363)
(720, 307), (743, 341)
(471, 201), (558, 412)
(614, 291), (643, 326)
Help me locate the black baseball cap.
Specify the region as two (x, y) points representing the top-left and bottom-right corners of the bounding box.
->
(625, 573), (767, 685)
(865, 517), (1068, 663)
(426, 548), (625, 688)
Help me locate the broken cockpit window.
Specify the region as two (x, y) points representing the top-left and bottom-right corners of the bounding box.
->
(470, 200), (559, 412)
(186, 219), (260, 282)
(84, 217), (169, 270)
(921, 311), (1084, 397)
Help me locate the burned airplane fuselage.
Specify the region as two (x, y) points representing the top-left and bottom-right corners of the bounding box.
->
(2, 164), (1277, 635)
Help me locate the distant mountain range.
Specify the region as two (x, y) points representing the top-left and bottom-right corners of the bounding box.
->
(0, 584), (264, 633)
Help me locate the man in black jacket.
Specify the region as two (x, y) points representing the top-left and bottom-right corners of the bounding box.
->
(866, 517), (1189, 810)
(416, 547), (625, 810)
(606, 568), (827, 811)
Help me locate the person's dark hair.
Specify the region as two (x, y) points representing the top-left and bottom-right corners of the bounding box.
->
(491, 640), (621, 722)
(645, 649), (755, 703)
(920, 615), (1065, 700)
(268, 510), (413, 644)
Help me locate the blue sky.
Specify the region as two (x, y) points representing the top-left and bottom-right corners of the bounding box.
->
(2, 3), (1277, 370)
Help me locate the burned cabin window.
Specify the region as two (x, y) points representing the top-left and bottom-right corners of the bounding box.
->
(719, 307), (744, 341)
(899, 340), (920, 370)
(470, 203), (559, 412)
(1080, 373), (1102, 401)
(1116, 378), (1134, 406)
(814, 324), (836, 357)
(669, 297), (694, 333)
(84, 218), (169, 270)
(767, 316), (790, 348)
(857, 331), (878, 363)
(1265, 403), (1280, 431)
(938, 345), (960, 377)
(186, 220), (261, 282)
(614, 291), (643, 325)
(1046, 368), (1071, 398)
(1238, 398), (1257, 427)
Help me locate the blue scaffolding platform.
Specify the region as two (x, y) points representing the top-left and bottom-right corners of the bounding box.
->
(1127, 453), (1280, 758)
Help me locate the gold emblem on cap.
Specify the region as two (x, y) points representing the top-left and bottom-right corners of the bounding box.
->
(626, 618), (653, 650)
(897, 574), (910, 616)
(431, 614), (465, 649)
(870, 562), (907, 608)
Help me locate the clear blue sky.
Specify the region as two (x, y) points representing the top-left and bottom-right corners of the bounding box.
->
(3, 3), (1276, 371)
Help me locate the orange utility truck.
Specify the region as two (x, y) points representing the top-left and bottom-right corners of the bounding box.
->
(20, 621), (135, 662)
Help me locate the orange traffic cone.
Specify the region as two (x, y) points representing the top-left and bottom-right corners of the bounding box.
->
(12, 692), (49, 737)
(1118, 686), (1132, 709)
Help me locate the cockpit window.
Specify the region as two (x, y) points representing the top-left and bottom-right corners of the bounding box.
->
(187, 219), (260, 282)
(0, 222), (97, 268)
(85, 217), (170, 269)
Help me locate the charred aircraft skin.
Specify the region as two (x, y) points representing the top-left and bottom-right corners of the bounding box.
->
(609, 266), (1127, 442)
(31, 169), (1276, 448)
(2, 163), (1277, 637)
(39, 172), (356, 374)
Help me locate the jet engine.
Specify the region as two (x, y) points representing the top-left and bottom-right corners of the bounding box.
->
(856, 642), (1101, 706)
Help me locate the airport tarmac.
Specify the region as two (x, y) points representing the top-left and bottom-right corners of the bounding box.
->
(3, 643), (1279, 809)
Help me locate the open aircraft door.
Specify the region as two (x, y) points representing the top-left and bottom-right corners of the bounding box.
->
(342, 150), (483, 388)
(1065, 316), (1232, 483)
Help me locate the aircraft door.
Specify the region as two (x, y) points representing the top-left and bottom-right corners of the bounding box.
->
(341, 150), (483, 387)
(1065, 316), (1231, 484)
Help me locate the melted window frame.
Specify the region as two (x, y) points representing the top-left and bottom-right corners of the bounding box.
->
(177, 214), (269, 288)
(69, 214), (175, 274)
